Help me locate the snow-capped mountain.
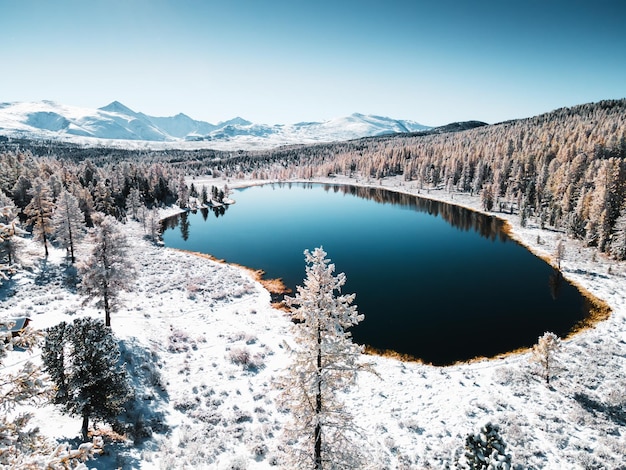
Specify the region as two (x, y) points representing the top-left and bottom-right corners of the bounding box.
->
(0, 101), (430, 149)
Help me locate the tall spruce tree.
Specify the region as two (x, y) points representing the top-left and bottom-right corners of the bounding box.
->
(279, 247), (368, 469)
(42, 317), (131, 441)
(79, 214), (134, 326)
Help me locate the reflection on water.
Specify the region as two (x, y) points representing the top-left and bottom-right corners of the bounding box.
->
(321, 184), (507, 242)
(161, 205), (228, 238)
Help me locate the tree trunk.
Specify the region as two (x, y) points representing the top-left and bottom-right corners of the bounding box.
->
(81, 408), (90, 442)
(104, 287), (111, 327)
(314, 323), (323, 469)
(68, 219), (75, 264)
(40, 211), (49, 258)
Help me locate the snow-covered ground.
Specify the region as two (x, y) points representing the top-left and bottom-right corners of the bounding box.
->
(2, 174), (625, 469)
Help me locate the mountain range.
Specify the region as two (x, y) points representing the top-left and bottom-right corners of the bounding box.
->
(0, 101), (430, 150)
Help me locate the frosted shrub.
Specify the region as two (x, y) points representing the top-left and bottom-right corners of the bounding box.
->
(228, 347), (264, 371)
(167, 327), (197, 353)
(223, 454), (248, 470)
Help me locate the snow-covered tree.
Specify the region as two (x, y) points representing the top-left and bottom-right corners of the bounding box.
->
(554, 239), (565, 270)
(457, 422), (512, 469)
(200, 184), (209, 205)
(0, 320), (50, 466)
(145, 206), (161, 242)
(24, 177), (54, 257)
(176, 175), (189, 209)
(530, 331), (562, 385)
(125, 187), (143, 222)
(610, 207), (626, 260)
(52, 189), (86, 264)
(278, 247), (368, 469)
(42, 317), (132, 441)
(79, 213), (134, 326)
(480, 183), (495, 211)
(93, 181), (115, 217)
(0, 190), (25, 282)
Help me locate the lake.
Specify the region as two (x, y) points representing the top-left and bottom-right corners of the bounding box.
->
(161, 183), (589, 365)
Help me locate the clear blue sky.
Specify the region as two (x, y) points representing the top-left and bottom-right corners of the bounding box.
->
(1, 0), (624, 126)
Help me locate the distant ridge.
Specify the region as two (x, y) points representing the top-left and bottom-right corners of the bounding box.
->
(0, 101), (431, 150)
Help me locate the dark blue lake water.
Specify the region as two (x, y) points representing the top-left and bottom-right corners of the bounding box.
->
(161, 183), (589, 365)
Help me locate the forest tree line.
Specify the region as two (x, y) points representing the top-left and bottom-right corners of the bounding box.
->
(2, 99), (626, 260)
(191, 99), (626, 260)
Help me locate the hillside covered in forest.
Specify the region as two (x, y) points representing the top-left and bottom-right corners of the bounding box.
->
(1, 99), (625, 468)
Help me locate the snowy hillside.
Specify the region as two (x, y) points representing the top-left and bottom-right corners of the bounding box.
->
(0, 101), (430, 150)
(2, 174), (625, 469)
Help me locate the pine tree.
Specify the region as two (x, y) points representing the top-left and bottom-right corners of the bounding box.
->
(79, 214), (134, 326)
(42, 317), (132, 441)
(279, 247), (368, 469)
(530, 331), (562, 385)
(458, 422), (512, 469)
(52, 189), (85, 264)
(24, 178), (54, 257)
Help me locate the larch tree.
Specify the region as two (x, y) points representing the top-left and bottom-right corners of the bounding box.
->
(610, 207), (626, 260)
(0, 190), (25, 280)
(554, 239), (565, 270)
(480, 183), (495, 211)
(530, 331), (562, 386)
(52, 189), (86, 264)
(92, 181), (115, 217)
(176, 175), (189, 209)
(42, 317), (132, 442)
(125, 187), (143, 222)
(79, 213), (134, 327)
(24, 178), (54, 257)
(0, 320), (50, 466)
(278, 247), (369, 469)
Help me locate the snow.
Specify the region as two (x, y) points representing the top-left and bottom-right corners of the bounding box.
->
(0, 101), (431, 150)
(2, 174), (626, 468)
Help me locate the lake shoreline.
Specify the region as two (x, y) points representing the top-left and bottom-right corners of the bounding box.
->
(179, 174), (620, 364)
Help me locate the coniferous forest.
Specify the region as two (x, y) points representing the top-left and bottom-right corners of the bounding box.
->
(2, 99), (625, 260)
(1, 99), (626, 468)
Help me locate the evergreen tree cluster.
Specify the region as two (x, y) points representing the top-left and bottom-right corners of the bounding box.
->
(0, 149), (181, 228)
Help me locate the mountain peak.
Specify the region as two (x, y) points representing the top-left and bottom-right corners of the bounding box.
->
(99, 101), (137, 115)
(217, 117), (252, 127)
(0, 100), (432, 149)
